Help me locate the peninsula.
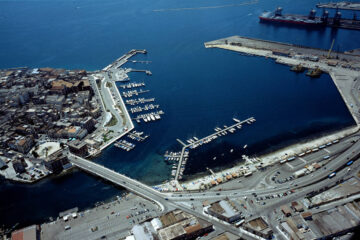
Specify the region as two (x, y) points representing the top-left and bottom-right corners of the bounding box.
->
(0, 50), (146, 183)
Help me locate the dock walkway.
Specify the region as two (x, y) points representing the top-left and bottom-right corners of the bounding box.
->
(174, 117), (255, 181)
(127, 132), (148, 141)
(96, 50), (148, 151)
(103, 49), (147, 71)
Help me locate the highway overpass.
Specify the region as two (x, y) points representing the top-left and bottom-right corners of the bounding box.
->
(69, 154), (167, 211)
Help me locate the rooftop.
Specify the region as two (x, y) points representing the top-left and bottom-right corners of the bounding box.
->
(11, 225), (38, 240)
(209, 200), (239, 218)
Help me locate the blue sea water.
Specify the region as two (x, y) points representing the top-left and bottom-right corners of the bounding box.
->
(0, 0), (359, 228)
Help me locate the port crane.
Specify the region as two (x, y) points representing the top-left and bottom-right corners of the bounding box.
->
(327, 39), (335, 58)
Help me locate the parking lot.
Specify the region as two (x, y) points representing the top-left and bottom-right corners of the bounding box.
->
(41, 193), (161, 240)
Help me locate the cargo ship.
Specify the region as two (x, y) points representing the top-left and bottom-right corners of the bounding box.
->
(260, 7), (360, 30)
(259, 7), (325, 26)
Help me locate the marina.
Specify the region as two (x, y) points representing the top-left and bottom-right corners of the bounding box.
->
(130, 104), (160, 114)
(119, 82), (145, 89)
(127, 130), (149, 142)
(125, 97), (156, 106)
(114, 140), (136, 151)
(122, 89), (150, 98)
(119, 64), (165, 124)
(164, 151), (182, 161)
(133, 110), (164, 123)
(168, 117), (256, 181)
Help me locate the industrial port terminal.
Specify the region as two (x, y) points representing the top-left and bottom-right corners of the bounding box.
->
(316, 1), (360, 11)
(259, 6), (360, 30)
(205, 36), (360, 125)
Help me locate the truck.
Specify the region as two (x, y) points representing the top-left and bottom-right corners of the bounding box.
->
(328, 172), (336, 178)
(346, 160), (354, 166)
(235, 219), (245, 227)
(244, 172), (252, 177)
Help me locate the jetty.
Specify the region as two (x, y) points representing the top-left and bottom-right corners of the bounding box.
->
(174, 117), (256, 181)
(127, 131), (149, 142)
(128, 68), (152, 76)
(205, 36), (360, 125)
(125, 97), (155, 106)
(122, 89), (150, 98)
(102, 49), (147, 71)
(131, 60), (152, 64)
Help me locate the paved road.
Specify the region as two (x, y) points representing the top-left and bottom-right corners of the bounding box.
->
(68, 133), (360, 239)
(101, 72), (131, 132)
(68, 154), (264, 239)
(42, 194), (160, 240)
(69, 153), (167, 211)
(167, 138), (360, 202)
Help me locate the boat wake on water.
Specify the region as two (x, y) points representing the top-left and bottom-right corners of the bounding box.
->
(153, 0), (258, 12)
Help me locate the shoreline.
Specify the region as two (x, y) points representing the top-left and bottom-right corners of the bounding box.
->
(0, 50), (141, 184)
(157, 37), (360, 191)
(167, 123), (359, 191)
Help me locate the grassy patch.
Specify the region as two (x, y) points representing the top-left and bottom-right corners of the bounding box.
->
(106, 82), (112, 88)
(103, 133), (110, 143)
(103, 130), (115, 143)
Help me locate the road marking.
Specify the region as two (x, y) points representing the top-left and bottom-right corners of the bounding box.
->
(299, 157), (307, 164)
(324, 148), (331, 153)
(286, 163), (294, 169)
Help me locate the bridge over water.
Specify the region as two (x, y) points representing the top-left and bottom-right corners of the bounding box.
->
(67, 153), (274, 240)
(69, 153), (166, 211)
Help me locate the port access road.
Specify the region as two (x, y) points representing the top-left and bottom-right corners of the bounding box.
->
(68, 131), (360, 239)
(69, 153), (166, 211)
(68, 154), (262, 239)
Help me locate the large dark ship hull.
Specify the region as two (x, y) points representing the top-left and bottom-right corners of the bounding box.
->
(259, 16), (324, 26)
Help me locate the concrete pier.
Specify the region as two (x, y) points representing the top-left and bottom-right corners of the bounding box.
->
(128, 68), (152, 75)
(102, 49), (147, 71)
(127, 131), (148, 141)
(316, 2), (360, 11)
(92, 50), (150, 152)
(131, 60), (152, 64)
(176, 139), (187, 147)
(205, 36), (360, 125)
(203, 36), (360, 177)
